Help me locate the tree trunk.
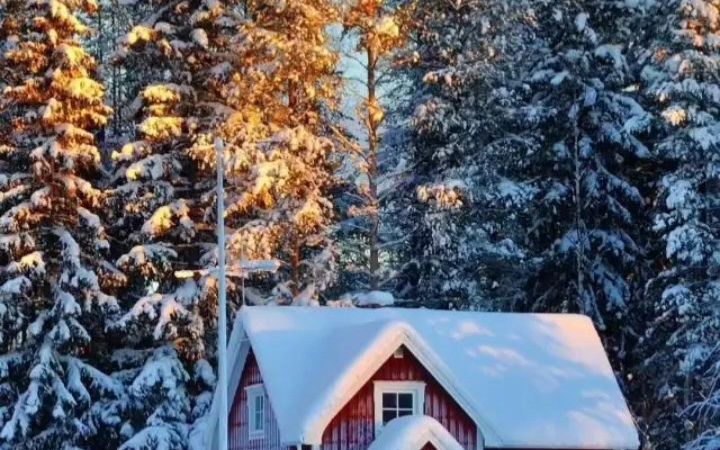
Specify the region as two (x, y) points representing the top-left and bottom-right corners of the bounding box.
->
(291, 237), (301, 298)
(367, 45), (380, 290)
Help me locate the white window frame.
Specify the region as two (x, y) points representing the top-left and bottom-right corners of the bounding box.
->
(245, 383), (265, 440)
(373, 381), (426, 435)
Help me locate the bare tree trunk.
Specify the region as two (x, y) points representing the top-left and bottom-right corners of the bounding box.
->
(291, 238), (300, 297)
(288, 80), (298, 112)
(366, 45), (380, 290)
(287, 79), (301, 297)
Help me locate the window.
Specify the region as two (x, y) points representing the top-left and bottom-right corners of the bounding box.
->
(381, 392), (414, 423)
(373, 381), (425, 434)
(246, 384), (265, 439)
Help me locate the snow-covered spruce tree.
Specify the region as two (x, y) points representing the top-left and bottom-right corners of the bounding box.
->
(0, 0), (19, 152)
(109, 347), (214, 450)
(636, 0), (720, 447)
(105, 2), (243, 447)
(498, 1), (653, 342)
(0, 0), (127, 448)
(388, 0), (535, 309)
(191, 0), (344, 305)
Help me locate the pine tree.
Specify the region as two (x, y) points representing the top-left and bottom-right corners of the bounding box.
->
(637, 0), (720, 447)
(337, 0), (406, 295)
(0, 0), (18, 153)
(204, 0), (344, 305)
(473, 0), (659, 440)
(0, 0), (125, 448)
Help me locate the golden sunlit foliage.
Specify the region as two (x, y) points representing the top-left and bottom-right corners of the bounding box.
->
(201, 0), (343, 300)
(0, 0), (123, 447)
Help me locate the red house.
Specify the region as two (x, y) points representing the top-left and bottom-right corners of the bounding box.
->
(199, 307), (639, 450)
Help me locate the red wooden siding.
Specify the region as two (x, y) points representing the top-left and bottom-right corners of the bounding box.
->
(229, 351), (283, 450)
(320, 346), (477, 450)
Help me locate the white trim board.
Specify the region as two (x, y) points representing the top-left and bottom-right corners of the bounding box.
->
(246, 383), (266, 440)
(373, 380), (426, 435)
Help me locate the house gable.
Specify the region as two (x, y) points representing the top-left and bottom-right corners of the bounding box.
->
(301, 321), (500, 446)
(321, 345), (477, 450)
(229, 350), (283, 450)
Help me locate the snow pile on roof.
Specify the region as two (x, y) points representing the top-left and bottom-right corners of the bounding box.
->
(368, 415), (464, 450)
(209, 306), (639, 450)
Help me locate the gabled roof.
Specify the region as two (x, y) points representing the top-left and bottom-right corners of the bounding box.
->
(205, 306), (640, 450)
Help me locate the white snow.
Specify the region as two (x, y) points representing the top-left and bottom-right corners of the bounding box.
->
(116, 294), (189, 341)
(575, 12), (589, 32)
(292, 284), (320, 306)
(191, 29), (209, 48)
(352, 290), (395, 306)
(595, 44), (627, 71)
(550, 70), (569, 86)
(374, 16), (399, 38)
(117, 244), (178, 269)
(194, 359), (216, 388)
(77, 207), (101, 229)
(205, 306), (640, 449)
(6, 251), (45, 277)
(119, 426), (184, 450)
(141, 201), (193, 238)
(0, 276), (31, 295)
(368, 415), (464, 450)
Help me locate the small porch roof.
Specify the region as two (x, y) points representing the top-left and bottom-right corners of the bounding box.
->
(368, 415), (465, 450)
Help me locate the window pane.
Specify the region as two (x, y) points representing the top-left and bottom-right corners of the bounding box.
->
(398, 393), (413, 409)
(382, 410), (397, 424)
(382, 393), (396, 408)
(253, 395), (264, 431)
(398, 408), (413, 417)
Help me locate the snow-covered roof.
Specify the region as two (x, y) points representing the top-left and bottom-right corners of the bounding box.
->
(206, 306), (639, 450)
(368, 415), (464, 450)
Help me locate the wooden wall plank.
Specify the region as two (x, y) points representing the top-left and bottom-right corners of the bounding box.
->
(228, 351), (283, 450)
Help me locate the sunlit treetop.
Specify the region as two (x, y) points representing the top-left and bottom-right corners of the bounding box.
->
(2, 0), (111, 178)
(345, 0), (406, 57)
